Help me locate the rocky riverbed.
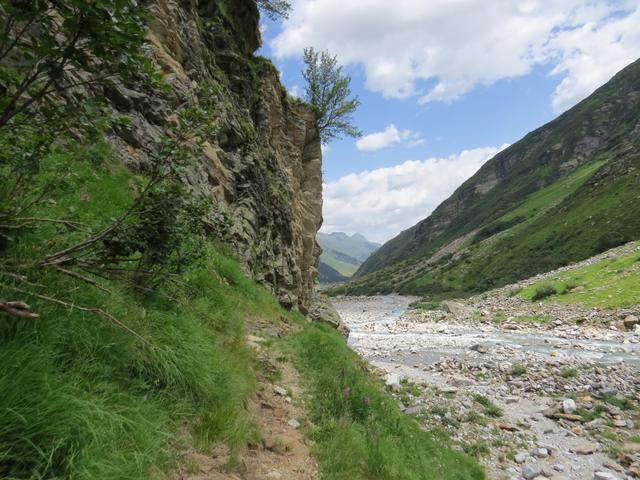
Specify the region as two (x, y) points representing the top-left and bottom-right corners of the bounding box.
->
(333, 294), (640, 480)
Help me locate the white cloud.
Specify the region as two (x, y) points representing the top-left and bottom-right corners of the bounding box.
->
(272, 1), (640, 113)
(321, 145), (508, 242)
(356, 124), (423, 151)
(288, 84), (303, 98)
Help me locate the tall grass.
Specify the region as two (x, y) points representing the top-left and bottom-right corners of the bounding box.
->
(0, 144), (265, 478)
(289, 324), (485, 480)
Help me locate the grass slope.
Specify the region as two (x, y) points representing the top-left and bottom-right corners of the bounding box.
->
(320, 252), (359, 277)
(520, 242), (640, 309)
(288, 325), (485, 480)
(348, 58), (640, 297)
(0, 141), (483, 479)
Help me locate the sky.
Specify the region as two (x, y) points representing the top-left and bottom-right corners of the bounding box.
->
(258, 0), (640, 243)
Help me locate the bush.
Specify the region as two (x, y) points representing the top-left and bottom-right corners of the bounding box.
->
(531, 284), (557, 301)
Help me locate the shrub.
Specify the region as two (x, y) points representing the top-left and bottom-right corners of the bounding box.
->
(531, 284), (557, 301)
(560, 368), (578, 378)
(510, 364), (527, 376)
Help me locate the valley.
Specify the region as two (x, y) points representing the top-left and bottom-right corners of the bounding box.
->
(334, 242), (640, 479)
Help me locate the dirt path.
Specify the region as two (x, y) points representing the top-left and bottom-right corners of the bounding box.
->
(172, 324), (319, 480)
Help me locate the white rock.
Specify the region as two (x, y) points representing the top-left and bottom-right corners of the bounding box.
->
(273, 385), (287, 396)
(562, 398), (577, 414)
(593, 472), (619, 480)
(385, 373), (401, 391)
(287, 419), (300, 429)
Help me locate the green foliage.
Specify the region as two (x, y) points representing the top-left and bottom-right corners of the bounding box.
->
(531, 284), (557, 301)
(302, 47), (361, 144)
(561, 368), (578, 379)
(510, 364), (527, 376)
(472, 394), (503, 418)
(256, 0), (291, 19)
(288, 324), (485, 480)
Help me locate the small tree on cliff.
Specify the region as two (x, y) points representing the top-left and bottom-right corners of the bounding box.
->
(302, 47), (361, 144)
(257, 0), (291, 19)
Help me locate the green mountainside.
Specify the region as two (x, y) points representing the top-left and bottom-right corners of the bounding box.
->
(346, 58), (640, 297)
(318, 232), (380, 280)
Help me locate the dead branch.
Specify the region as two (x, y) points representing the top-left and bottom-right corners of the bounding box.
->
(0, 300), (39, 320)
(0, 283), (151, 345)
(53, 266), (111, 293)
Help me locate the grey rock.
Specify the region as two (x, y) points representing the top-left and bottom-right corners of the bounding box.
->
(515, 452), (528, 464)
(441, 301), (474, 317)
(522, 463), (543, 479)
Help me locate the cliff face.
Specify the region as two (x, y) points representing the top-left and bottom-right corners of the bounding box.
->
(101, 0), (322, 311)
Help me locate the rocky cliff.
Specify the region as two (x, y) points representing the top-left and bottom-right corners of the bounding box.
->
(98, 0), (322, 311)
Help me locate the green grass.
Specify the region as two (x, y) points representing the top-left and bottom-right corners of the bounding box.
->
(0, 144), (284, 478)
(288, 325), (485, 480)
(497, 160), (607, 224)
(520, 242), (640, 309)
(560, 368), (578, 379)
(472, 394), (503, 418)
(320, 252), (359, 277)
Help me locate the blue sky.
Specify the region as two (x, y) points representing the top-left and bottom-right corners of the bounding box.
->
(258, 0), (640, 242)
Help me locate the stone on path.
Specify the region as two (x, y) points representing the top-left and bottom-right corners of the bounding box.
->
(287, 419), (300, 429)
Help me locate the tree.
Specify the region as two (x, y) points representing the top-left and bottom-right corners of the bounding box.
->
(256, 0), (291, 20)
(302, 47), (361, 144)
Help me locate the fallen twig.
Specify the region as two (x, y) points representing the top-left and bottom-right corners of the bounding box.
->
(0, 300), (39, 320)
(0, 283), (151, 345)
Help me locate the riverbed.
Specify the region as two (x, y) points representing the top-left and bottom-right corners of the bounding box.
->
(333, 295), (640, 480)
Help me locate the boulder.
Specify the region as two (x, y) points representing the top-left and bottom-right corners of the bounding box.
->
(562, 398), (577, 414)
(522, 463), (543, 479)
(308, 293), (349, 336)
(385, 373), (402, 391)
(441, 301), (474, 317)
(623, 315), (640, 330)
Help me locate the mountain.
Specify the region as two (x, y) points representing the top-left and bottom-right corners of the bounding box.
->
(318, 261), (349, 284)
(317, 232), (380, 280)
(347, 58), (640, 297)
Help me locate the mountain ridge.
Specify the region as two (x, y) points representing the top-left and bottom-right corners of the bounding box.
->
(317, 231), (380, 281)
(347, 57), (640, 297)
